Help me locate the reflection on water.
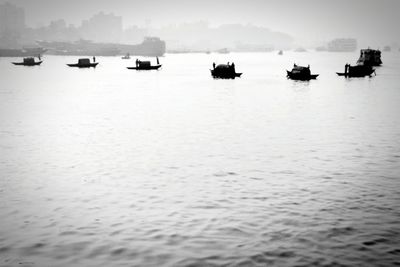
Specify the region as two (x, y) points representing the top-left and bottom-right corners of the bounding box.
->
(0, 52), (400, 266)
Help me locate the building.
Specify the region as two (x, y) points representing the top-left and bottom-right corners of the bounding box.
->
(80, 12), (123, 43)
(0, 2), (25, 47)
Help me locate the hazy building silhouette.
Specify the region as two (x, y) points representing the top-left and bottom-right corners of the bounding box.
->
(80, 12), (123, 43)
(0, 2), (25, 47)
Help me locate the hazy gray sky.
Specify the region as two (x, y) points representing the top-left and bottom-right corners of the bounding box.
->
(5, 0), (400, 46)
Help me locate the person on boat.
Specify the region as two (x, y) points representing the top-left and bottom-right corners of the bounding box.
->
(227, 62), (230, 66)
(136, 59), (139, 67)
(213, 62), (216, 69)
(38, 54), (41, 60)
(231, 62), (235, 72)
(93, 56), (96, 63)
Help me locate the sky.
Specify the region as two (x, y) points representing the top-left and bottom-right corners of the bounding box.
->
(4, 0), (400, 47)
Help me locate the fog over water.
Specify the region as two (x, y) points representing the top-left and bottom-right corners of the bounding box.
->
(4, 0), (400, 46)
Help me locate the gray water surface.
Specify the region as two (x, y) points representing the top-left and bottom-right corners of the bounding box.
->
(0, 52), (400, 266)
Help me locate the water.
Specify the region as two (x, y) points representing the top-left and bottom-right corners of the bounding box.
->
(0, 52), (400, 266)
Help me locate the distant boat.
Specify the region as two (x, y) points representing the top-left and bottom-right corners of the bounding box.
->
(12, 57), (42, 66)
(287, 64), (318, 80)
(210, 63), (242, 79)
(327, 38), (357, 52)
(127, 57), (161, 70)
(67, 58), (98, 68)
(38, 37), (166, 57)
(315, 46), (327, 52)
(278, 50), (283, 55)
(294, 47), (307, 52)
(216, 48), (230, 54)
(121, 53), (130, 59)
(383, 46), (391, 52)
(337, 64), (375, 78)
(356, 49), (382, 66)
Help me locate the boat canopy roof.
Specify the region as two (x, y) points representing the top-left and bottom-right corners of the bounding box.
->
(23, 57), (35, 64)
(139, 61), (151, 67)
(292, 64), (311, 74)
(78, 58), (91, 64)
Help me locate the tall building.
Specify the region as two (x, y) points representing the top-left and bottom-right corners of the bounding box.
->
(0, 2), (25, 46)
(0, 2), (25, 35)
(80, 12), (122, 43)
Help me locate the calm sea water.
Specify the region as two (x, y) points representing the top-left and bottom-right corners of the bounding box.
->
(0, 52), (400, 267)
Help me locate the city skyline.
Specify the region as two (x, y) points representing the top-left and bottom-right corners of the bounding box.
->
(1, 0), (399, 47)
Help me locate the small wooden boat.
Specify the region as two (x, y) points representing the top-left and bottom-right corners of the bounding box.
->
(211, 63), (242, 79)
(12, 57), (42, 66)
(337, 64), (375, 77)
(278, 50), (283, 55)
(127, 57), (161, 70)
(287, 64), (318, 81)
(67, 58), (98, 68)
(121, 53), (130, 59)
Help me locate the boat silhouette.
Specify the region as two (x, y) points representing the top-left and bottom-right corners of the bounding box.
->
(12, 57), (42, 66)
(210, 63), (242, 79)
(67, 58), (98, 68)
(337, 64), (375, 77)
(287, 64), (318, 80)
(127, 57), (161, 70)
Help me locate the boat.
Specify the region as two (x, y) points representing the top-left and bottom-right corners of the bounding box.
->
(67, 58), (98, 68)
(327, 38), (357, 52)
(356, 49), (382, 66)
(294, 47), (307, 52)
(118, 37), (166, 57)
(278, 50), (283, 55)
(12, 57), (42, 66)
(121, 53), (130, 59)
(216, 48), (230, 54)
(336, 64), (375, 78)
(37, 37), (166, 57)
(210, 63), (242, 79)
(286, 64), (319, 80)
(127, 57), (161, 70)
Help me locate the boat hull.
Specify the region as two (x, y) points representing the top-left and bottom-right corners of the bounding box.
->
(67, 63), (98, 68)
(12, 61), (42, 66)
(210, 69), (242, 79)
(336, 71), (374, 78)
(127, 65), (161, 70)
(287, 70), (318, 81)
(337, 65), (375, 77)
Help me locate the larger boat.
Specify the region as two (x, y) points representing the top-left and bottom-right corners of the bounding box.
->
(119, 37), (166, 57)
(356, 49), (382, 66)
(37, 37), (166, 57)
(327, 38), (357, 52)
(0, 47), (47, 57)
(37, 40), (119, 56)
(336, 64), (375, 78)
